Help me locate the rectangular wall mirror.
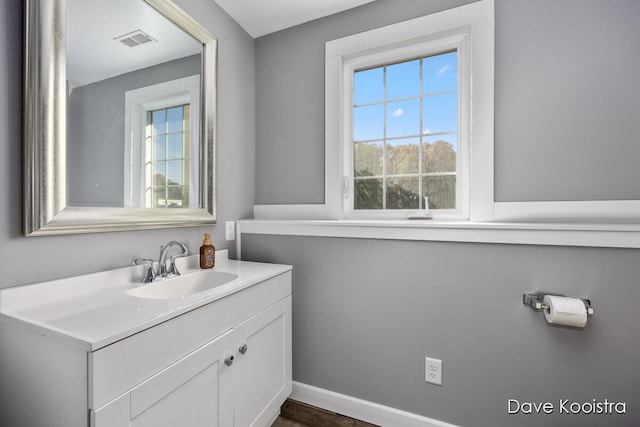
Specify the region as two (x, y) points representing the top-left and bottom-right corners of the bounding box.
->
(23, 0), (217, 236)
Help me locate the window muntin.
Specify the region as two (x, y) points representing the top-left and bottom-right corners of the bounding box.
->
(146, 104), (191, 208)
(352, 50), (458, 212)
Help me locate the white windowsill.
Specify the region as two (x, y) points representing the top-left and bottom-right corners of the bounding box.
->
(237, 218), (640, 249)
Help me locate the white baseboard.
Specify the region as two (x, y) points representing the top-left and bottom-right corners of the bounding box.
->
(290, 382), (459, 427)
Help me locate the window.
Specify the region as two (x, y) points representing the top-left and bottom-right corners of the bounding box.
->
(339, 28), (474, 219)
(253, 0), (493, 221)
(324, 1), (495, 221)
(124, 75), (201, 209)
(146, 104), (191, 208)
(352, 51), (460, 213)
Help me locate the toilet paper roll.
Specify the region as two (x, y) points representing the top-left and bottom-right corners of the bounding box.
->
(543, 295), (588, 327)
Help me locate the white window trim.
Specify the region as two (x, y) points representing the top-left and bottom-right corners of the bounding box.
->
(124, 75), (201, 208)
(254, 0), (495, 221)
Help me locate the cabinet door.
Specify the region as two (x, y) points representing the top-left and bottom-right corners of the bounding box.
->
(231, 296), (292, 427)
(92, 330), (234, 427)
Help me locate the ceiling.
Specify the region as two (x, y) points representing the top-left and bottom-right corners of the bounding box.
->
(66, 0), (377, 88)
(68, 0), (201, 87)
(213, 0), (377, 38)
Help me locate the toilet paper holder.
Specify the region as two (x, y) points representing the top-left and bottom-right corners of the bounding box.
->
(523, 293), (594, 315)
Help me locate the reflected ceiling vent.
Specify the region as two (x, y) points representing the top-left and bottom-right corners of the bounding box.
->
(114, 30), (157, 48)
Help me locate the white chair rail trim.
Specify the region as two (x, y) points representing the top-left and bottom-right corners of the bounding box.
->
(237, 219), (640, 253)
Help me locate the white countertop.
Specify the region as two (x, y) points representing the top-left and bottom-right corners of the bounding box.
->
(0, 251), (291, 351)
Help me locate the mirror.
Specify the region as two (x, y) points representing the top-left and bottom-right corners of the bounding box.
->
(23, 0), (217, 236)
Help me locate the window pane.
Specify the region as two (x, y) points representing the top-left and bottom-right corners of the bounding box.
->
(386, 98), (420, 138)
(386, 177), (419, 209)
(423, 133), (457, 151)
(422, 136), (457, 173)
(354, 178), (383, 209)
(423, 175), (456, 209)
(167, 106), (184, 133)
(354, 104), (384, 141)
(153, 188), (167, 207)
(184, 185), (191, 207)
(422, 92), (457, 134)
(146, 105), (191, 209)
(386, 138), (419, 175)
(152, 110), (166, 136)
(354, 68), (383, 105)
(166, 160), (183, 185)
(167, 133), (184, 159)
(153, 135), (166, 161)
(350, 48), (461, 213)
(152, 162), (166, 185)
(354, 141), (383, 177)
(423, 51), (457, 94)
(386, 59), (420, 100)
(166, 186), (185, 208)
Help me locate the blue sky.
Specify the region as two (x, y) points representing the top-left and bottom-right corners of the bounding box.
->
(353, 51), (458, 148)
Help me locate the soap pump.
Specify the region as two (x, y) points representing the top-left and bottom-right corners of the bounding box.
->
(199, 232), (215, 269)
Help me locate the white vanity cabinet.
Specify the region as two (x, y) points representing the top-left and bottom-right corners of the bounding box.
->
(230, 298), (291, 427)
(92, 296), (291, 427)
(0, 256), (292, 427)
(93, 329), (233, 427)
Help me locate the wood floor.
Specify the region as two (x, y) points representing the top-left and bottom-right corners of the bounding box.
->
(271, 399), (379, 427)
(271, 417), (307, 427)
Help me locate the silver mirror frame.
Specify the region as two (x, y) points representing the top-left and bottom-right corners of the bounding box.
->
(23, 0), (217, 236)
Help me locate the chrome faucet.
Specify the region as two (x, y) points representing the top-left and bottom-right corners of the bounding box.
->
(133, 240), (189, 283)
(158, 240), (189, 278)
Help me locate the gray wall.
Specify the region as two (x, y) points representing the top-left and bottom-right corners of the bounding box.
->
(245, 0), (640, 426)
(242, 235), (640, 427)
(0, 0), (255, 288)
(495, 0), (640, 201)
(67, 55), (201, 207)
(255, 0), (640, 204)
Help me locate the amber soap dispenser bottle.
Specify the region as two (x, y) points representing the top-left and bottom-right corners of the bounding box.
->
(199, 232), (215, 269)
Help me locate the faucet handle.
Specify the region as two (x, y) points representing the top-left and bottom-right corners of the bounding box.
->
(167, 254), (187, 277)
(133, 258), (156, 283)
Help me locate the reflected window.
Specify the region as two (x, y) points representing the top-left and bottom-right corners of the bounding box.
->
(124, 75), (201, 209)
(146, 105), (190, 208)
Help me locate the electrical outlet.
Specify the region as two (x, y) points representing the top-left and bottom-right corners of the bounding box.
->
(225, 221), (235, 241)
(425, 357), (442, 386)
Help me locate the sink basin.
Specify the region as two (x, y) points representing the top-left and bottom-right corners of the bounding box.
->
(127, 270), (238, 300)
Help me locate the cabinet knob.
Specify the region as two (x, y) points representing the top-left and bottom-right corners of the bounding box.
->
(224, 355), (234, 366)
(239, 344), (248, 355)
